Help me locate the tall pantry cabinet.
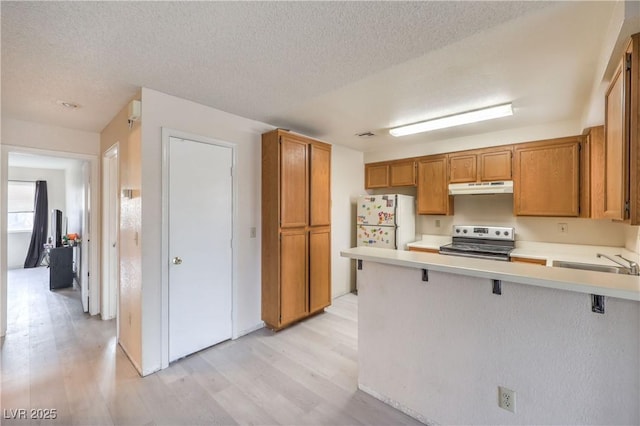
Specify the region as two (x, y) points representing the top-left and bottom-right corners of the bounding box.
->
(262, 129), (332, 330)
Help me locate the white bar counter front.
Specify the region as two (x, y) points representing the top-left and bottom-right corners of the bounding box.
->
(341, 246), (640, 425)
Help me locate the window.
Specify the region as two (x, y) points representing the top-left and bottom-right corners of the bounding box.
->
(8, 181), (35, 232)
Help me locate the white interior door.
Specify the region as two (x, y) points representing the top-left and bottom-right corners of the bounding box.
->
(168, 136), (233, 362)
(80, 162), (90, 312)
(101, 145), (118, 321)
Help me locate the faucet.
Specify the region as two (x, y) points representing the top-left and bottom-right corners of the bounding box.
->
(596, 253), (639, 276)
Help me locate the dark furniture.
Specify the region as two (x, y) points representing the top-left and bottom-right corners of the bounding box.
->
(49, 246), (73, 289)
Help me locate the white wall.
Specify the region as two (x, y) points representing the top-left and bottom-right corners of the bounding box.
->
(7, 167), (67, 269)
(331, 144), (364, 297)
(65, 161), (85, 238)
(359, 262), (639, 425)
(1, 117), (100, 336)
(417, 194), (630, 247)
(140, 88), (274, 375)
(363, 119), (582, 163)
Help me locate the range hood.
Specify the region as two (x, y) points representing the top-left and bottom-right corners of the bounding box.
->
(448, 181), (514, 195)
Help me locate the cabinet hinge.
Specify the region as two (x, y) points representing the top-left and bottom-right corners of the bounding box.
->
(626, 54), (632, 71)
(625, 200), (630, 213)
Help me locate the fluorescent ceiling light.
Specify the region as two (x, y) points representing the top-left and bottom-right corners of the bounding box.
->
(389, 103), (513, 137)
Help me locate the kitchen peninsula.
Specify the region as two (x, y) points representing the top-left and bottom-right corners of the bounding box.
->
(341, 247), (640, 425)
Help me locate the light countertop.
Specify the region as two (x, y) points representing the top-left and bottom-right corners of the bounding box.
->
(407, 234), (639, 266)
(341, 246), (640, 302)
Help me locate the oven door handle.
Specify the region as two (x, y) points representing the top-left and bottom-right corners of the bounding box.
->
(439, 251), (510, 261)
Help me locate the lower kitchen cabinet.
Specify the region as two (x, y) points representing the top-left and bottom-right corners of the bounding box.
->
(513, 137), (580, 217)
(309, 227), (331, 313)
(510, 256), (547, 266)
(279, 229), (308, 325)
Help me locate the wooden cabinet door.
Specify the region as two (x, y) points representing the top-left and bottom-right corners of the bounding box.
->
(448, 153), (477, 183)
(603, 58), (629, 220)
(280, 229), (308, 325)
(479, 149), (512, 181)
(280, 136), (308, 228)
(417, 156), (453, 215)
(309, 227), (331, 313)
(365, 163), (389, 188)
(390, 160), (416, 187)
(310, 143), (331, 226)
(514, 139), (580, 216)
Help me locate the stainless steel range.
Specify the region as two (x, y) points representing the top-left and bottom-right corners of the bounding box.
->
(439, 225), (515, 261)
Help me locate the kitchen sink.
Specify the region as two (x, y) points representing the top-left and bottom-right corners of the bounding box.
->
(551, 260), (631, 275)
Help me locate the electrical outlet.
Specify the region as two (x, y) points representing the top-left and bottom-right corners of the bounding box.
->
(558, 223), (568, 233)
(498, 386), (516, 413)
(250, 227), (256, 238)
(435, 219), (441, 228)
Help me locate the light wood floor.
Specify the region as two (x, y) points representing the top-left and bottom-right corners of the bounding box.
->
(1, 267), (422, 425)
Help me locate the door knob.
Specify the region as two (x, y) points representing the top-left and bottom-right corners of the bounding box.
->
(172, 257), (183, 265)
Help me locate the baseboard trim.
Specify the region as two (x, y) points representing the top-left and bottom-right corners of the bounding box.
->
(358, 383), (435, 425)
(118, 340), (143, 376)
(235, 321), (265, 339)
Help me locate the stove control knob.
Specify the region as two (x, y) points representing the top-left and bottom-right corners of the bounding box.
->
(462, 229), (468, 234)
(504, 231), (509, 236)
(455, 229), (461, 233)
(495, 230), (501, 236)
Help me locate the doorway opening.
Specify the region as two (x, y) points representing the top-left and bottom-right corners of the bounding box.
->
(1, 146), (100, 338)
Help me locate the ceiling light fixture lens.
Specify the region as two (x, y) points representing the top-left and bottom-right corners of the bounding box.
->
(389, 103), (513, 137)
(56, 100), (80, 109)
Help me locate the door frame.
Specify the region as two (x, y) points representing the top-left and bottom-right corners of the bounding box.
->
(0, 144), (101, 336)
(101, 143), (119, 321)
(160, 128), (238, 369)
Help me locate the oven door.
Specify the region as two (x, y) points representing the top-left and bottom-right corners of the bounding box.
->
(439, 243), (511, 261)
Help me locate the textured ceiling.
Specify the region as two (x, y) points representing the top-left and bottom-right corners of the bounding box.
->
(0, 1), (623, 151)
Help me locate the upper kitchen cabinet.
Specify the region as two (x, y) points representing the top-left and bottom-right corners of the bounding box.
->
(513, 136), (580, 217)
(479, 147), (513, 181)
(448, 146), (513, 183)
(580, 126), (605, 219)
(448, 152), (477, 183)
(262, 129), (332, 330)
(604, 33), (640, 224)
(365, 159), (416, 189)
(365, 163), (389, 188)
(417, 155), (453, 215)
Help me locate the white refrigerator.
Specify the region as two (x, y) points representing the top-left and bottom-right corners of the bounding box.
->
(356, 194), (415, 250)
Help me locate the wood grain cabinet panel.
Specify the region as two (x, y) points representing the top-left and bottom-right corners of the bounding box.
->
(280, 136), (308, 228)
(449, 154), (477, 183)
(448, 147), (512, 184)
(604, 57), (628, 220)
(310, 143), (331, 226)
(365, 163), (389, 189)
(479, 149), (512, 181)
(514, 137), (580, 217)
(262, 129), (332, 330)
(389, 160), (416, 187)
(309, 227), (331, 314)
(510, 256), (546, 266)
(408, 247), (440, 254)
(280, 230), (308, 325)
(417, 155), (453, 215)
(581, 126), (605, 218)
(603, 33), (640, 225)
